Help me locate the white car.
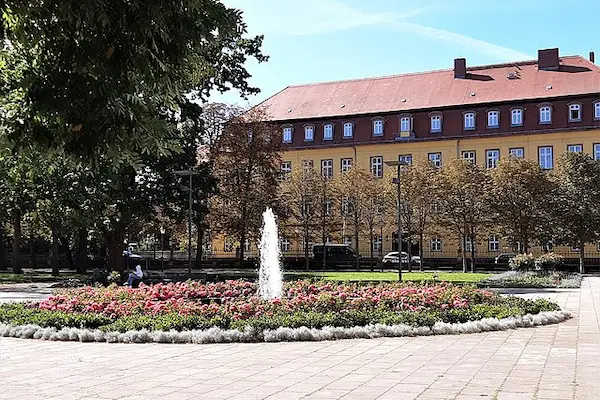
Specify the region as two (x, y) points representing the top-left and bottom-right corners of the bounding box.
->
(382, 252), (421, 265)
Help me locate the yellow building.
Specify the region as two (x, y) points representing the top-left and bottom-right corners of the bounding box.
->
(213, 48), (600, 265)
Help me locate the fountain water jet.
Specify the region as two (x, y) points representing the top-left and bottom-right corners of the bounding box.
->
(258, 207), (283, 299)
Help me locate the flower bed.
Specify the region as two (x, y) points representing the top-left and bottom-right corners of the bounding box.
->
(478, 272), (582, 289)
(0, 280), (563, 340)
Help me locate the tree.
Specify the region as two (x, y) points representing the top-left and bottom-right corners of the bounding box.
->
(552, 153), (600, 273)
(211, 108), (283, 267)
(0, 1), (267, 168)
(280, 167), (322, 270)
(398, 159), (437, 271)
(487, 157), (557, 255)
(434, 159), (489, 272)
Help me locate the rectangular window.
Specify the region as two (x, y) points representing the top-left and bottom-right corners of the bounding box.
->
(539, 106), (552, 124)
(486, 149), (500, 169)
(542, 240), (554, 252)
(399, 154), (412, 166)
(567, 144), (583, 153)
(281, 161), (291, 175)
(282, 127), (292, 143)
(569, 104), (581, 122)
(224, 238), (233, 253)
(343, 122), (353, 138)
(488, 236), (500, 252)
(465, 237), (475, 252)
(323, 124), (333, 140)
(428, 152), (442, 168)
(304, 126), (314, 141)
(341, 158), (353, 173)
(462, 150), (476, 164)
(595, 102), (600, 119)
(344, 236), (353, 247)
(464, 112), (475, 130)
(509, 148), (524, 158)
(301, 159), (314, 170)
(373, 120), (384, 136)
(430, 115), (442, 133)
(244, 238), (251, 252)
(321, 159), (333, 178)
(511, 109), (523, 126)
(487, 111), (499, 128)
(539, 146), (553, 170)
(370, 156), (383, 178)
(595, 144), (600, 161)
(280, 238), (291, 252)
(400, 117), (411, 132)
(324, 200), (333, 216)
(341, 197), (352, 215)
(373, 235), (383, 252)
(430, 238), (442, 252)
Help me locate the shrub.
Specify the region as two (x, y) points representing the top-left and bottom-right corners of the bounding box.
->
(509, 253), (536, 271)
(535, 252), (564, 271)
(107, 271), (121, 284)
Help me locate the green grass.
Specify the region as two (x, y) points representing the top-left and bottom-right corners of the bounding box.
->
(0, 272), (88, 284)
(284, 271), (491, 284)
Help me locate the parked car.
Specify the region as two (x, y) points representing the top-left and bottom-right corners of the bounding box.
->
(381, 251), (421, 266)
(494, 253), (516, 265)
(312, 244), (358, 267)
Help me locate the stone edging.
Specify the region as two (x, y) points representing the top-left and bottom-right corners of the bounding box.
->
(0, 311), (571, 344)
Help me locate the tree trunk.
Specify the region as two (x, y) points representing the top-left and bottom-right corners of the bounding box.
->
(61, 234), (75, 271)
(407, 237), (413, 273)
(304, 222), (310, 271)
(11, 213), (22, 274)
(369, 227), (374, 272)
(76, 228), (88, 274)
(354, 215), (360, 271)
(470, 231), (476, 273)
(50, 222), (60, 277)
(0, 225), (6, 270)
(461, 234), (467, 273)
(239, 230), (246, 270)
(195, 225), (204, 271)
(419, 234), (424, 272)
(579, 241), (585, 274)
(106, 229), (125, 273)
(28, 237), (36, 269)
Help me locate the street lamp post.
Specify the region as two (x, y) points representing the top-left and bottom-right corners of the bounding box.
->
(174, 170), (199, 278)
(384, 160), (408, 282)
(160, 226), (165, 273)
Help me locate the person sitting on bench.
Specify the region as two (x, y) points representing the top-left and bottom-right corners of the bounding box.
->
(124, 265), (143, 287)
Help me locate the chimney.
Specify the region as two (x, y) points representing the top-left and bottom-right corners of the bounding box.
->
(538, 48), (560, 70)
(454, 58), (467, 78)
(590, 51), (595, 63)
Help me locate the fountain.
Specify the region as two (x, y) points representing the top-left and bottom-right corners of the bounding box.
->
(258, 207), (283, 300)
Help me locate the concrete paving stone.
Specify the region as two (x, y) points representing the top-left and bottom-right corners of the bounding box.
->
(496, 392), (535, 400)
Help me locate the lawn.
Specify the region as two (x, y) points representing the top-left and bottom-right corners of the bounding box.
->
(0, 272), (87, 284)
(285, 271), (491, 284)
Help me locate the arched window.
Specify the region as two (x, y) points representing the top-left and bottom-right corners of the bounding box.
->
(539, 105), (552, 124)
(343, 122), (354, 138)
(463, 112), (475, 130)
(568, 103), (582, 122)
(372, 119), (384, 136)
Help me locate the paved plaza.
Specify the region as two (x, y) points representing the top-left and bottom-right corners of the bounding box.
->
(0, 278), (599, 400)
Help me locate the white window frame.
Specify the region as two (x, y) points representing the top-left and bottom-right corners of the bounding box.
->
(595, 101), (600, 120)
(341, 158), (353, 173)
(281, 161), (292, 174)
(324, 200), (333, 216)
(430, 237), (442, 252)
(321, 159), (333, 178)
(428, 152), (442, 168)
(373, 235), (383, 252)
(370, 156), (383, 178)
(343, 122), (353, 138)
(567, 144), (583, 153)
(511, 108), (523, 126)
(399, 154), (412, 166)
(465, 237), (476, 252)
(488, 236), (500, 252)
(430, 115), (442, 133)
(487, 110), (499, 128)
(568, 104), (582, 122)
(400, 117), (411, 132)
(323, 123), (334, 140)
(304, 126), (314, 141)
(542, 240), (554, 252)
(486, 149), (500, 169)
(373, 119), (384, 136)
(344, 236), (353, 247)
(464, 112), (475, 130)
(301, 159), (314, 170)
(244, 238), (251, 252)
(509, 148), (524, 158)
(282, 127), (293, 143)
(462, 150), (476, 164)
(280, 238), (291, 252)
(539, 146), (553, 170)
(594, 144), (600, 161)
(539, 106), (552, 124)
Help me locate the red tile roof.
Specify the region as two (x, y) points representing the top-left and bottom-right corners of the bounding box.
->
(259, 56), (600, 121)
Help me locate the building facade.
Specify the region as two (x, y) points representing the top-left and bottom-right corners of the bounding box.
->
(214, 48), (600, 262)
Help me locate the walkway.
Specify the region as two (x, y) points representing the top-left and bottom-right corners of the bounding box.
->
(0, 279), (598, 400)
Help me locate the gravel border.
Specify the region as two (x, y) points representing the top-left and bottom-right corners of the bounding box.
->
(0, 311), (571, 344)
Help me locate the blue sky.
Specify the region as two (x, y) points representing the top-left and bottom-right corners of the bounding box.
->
(213, 0), (600, 106)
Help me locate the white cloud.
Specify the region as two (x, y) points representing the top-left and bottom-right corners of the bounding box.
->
(224, 0), (532, 61)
